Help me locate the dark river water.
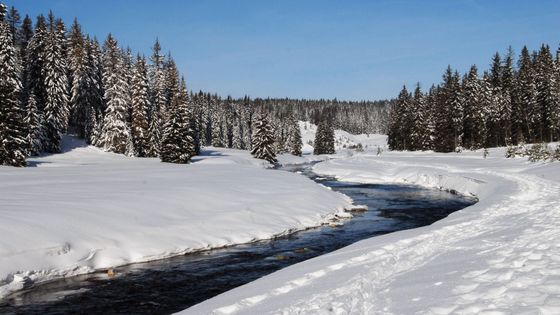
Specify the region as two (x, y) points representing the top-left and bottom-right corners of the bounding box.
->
(0, 164), (476, 315)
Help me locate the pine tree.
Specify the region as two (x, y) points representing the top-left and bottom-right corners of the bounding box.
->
(462, 65), (485, 149)
(433, 66), (459, 152)
(410, 83), (431, 150)
(84, 106), (98, 145)
(388, 86), (412, 150)
(535, 45), (559, 142)
(25, 92), (43, 155)
(81, 37), (104, 143)
(42, 12), (69, 153)
(187, 90), (203, 155)
(489, 52), (502, 89)
(147, 38), (166, 156)
(130, 55), (151, 156)
(0, 19), (27, 166)
(251, 113), (277, 163)
(160, 78), (194, 163)
(501, 46), (515, 145)
(25, 15), (47, 114)
(287, 114), (303, 156)
(19, 14), (32, 100)
(99, 34), (130, 154)
(210, 97), (223, 147)
(314, 116), (335, 155)
(6, 6), (20, 45)
(67, 18), (88, 137)
(516, 46), (537, 143)
(232, 114), (244, 149)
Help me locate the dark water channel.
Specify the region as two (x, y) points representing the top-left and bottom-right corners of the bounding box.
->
(0, 164), (476, 315)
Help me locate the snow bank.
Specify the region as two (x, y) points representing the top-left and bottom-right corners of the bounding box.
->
(181, 146), (560, 315)
(0, 137), (351, 299)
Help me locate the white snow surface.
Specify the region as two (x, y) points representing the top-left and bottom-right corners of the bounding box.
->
(298, 121), (386, 155)
(181, 137), (560, 315)
(0, 136), (352, 300)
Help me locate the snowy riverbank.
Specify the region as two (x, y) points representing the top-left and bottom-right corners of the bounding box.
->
(0, 137), (352, 300)
(182, 140), (560, 315)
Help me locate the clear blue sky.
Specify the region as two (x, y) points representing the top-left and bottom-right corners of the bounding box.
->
(5, 0), (560, 100)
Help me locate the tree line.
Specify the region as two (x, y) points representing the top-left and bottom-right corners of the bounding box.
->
(0, 3), (389, 167)
(388, 44), (560, 152)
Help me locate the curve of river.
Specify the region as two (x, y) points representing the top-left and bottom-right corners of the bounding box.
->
(0, 163), (476, 315)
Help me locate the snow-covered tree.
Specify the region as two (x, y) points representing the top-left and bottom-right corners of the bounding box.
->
(388, 86), (412, 150)
(0, 19), (27, 166)
(314, 116), (335, 155)
(231, 113), (244, 150)
(99, 34), (130, 154)
(251, 113), (276, 163)
(160, 78), (194, 163)
(25, 92), (43, 155)
(42, 12), (69, 153)
(286, 114), (302, 156)
(67, 18), (90, 137)
(130, 55), (151, 157)
(147, 38), (166, 156)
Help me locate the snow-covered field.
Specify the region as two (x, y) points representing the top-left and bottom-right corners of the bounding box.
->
(299, 121), (386, 154)
(182, 137), (560, 314)
(0, 136), (352, 300)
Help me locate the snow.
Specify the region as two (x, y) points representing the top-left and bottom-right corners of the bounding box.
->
(180, 136), (560, 315)
(0, 136), (351, 300)
(299, 121), (386, 155)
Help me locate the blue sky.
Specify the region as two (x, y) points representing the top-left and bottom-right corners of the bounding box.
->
(5, 0), (560, 100)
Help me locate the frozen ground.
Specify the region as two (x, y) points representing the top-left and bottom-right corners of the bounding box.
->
(0, 136), (352, 300)
(182, 136), (560, 315)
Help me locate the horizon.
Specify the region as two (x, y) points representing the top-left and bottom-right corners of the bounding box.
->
(5, 0), (560, 101)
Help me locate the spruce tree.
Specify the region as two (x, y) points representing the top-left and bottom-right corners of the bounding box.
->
(251, 113), (277, 163)
(6, 6), (19, 45)
(515, 46), (537, 143)
(535, 45), (559, 142)
(433, 66), (459, 152)
(80, 37), (104, 143)
(160, 78), (194, 163)
(314, 116), (335, 155)
(99, 34), (130, 154)
(147, 38), (166, 156)
(25, 92), (43, 155)
(19, 14), (32, 101)
(0, 19), (27, 166)
(388, 86), (412, 150)
(409, 83), (428, 150)
(232, 115), (244, 149)
(130, 55), (151, 156)
(462, 65), (484, 149)
(287, 114), (303, 156)
(42, 12), (69, 153)
(25, 15), (47, 119)
(68, 18), (88, 137)
(210, 98), (223, 147)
